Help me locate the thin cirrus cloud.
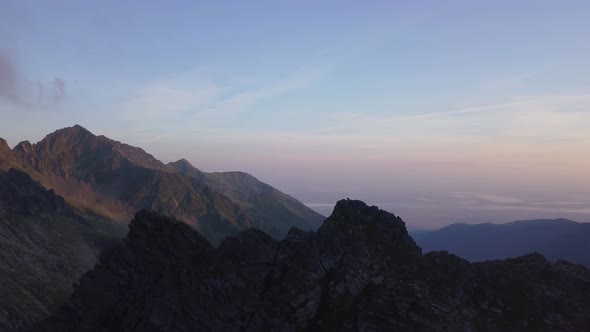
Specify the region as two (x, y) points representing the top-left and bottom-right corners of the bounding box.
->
(306, 93), (590, 144)
(197, 65), (328, 118)
(0, 52), (19, 103)
(374, 100), (537, 123)
(162, 91), (590, 158)
(305, 100), (538, 134)
(118, 64), (328, 122)
(119, 84), (221, 117)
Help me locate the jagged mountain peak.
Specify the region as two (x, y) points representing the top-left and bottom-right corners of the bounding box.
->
(0, 138), (19, 170)
(0, 137), (10, 152)
(329, 198), (382, 218)
(172, 158), (193, 166)
(323, 198), (408, 232)
(13, 140), (32, 150)
(53, 124), (92, 135)
(167, 158), (204, 174)
(43, 124), (95, 143)
(22, 125), (168, 173)
(317, 198), (422, 267)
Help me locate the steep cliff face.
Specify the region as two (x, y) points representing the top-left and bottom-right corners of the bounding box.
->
(0, 138), (18, 171)
(35, 199), (590, 332)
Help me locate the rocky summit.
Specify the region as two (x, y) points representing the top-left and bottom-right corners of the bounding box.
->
(34, 199), (590, 332)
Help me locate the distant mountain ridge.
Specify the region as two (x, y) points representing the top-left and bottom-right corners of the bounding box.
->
(168, 159), (323, 232)
(0, 125), (323, 244)
(412, 218), (590, 266)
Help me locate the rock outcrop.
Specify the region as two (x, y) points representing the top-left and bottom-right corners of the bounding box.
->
(35, 199), (590, 331)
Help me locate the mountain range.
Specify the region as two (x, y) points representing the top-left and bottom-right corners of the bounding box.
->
(0, 125), (323, 331)
(34, 200), (590, 331)
(412, 219), (590, 266)
(0, 125), (323, 244)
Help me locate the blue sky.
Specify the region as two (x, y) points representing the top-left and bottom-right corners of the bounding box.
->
(1, 1), (590, 226)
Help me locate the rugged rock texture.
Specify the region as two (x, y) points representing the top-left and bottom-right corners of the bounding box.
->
(0, 169), (122, 332)
(35, 200), (590, 332)
(0, 125), (323, 244)
(0, 138), (18, 171)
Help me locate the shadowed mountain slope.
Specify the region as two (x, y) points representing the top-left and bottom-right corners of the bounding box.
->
(35, 200), (590, 332)
(412, 219), (590, 266)
(168, 159), (324, 232)
(0, 169), (122, 332)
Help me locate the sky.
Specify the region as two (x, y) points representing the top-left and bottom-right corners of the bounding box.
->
(1, 0), (590, 228)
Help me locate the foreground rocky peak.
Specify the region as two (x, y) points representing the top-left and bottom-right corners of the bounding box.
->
(35, 200), (590, 331)
(127, 209), (213, 254)
(320, 198), (413, 242)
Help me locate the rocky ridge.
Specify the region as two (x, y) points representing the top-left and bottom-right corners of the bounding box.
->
(35, 199), (590, 331)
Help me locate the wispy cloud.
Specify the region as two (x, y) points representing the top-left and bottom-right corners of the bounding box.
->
(195, 65), (328, 118)
(374, 100), (537, 123)
(307, 93), (590, 141)
(52, 78), (66, 101)
(120, 84), (220, 117)
(0, 52), (19, 103)
(0, 50), (67, 109)
(118, 64), (328, 121)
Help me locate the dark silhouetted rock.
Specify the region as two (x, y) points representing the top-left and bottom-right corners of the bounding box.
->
(35, 199), (590, 331)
